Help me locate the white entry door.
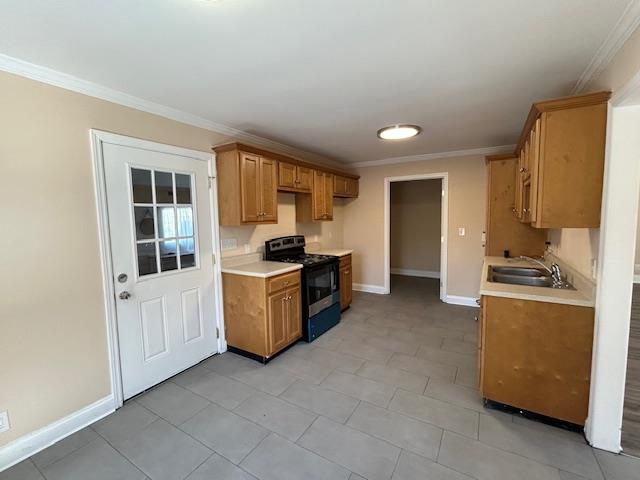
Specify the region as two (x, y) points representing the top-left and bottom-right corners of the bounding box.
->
(103, 141), (218, 399)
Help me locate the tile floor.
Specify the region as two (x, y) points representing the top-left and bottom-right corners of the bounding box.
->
(3, 276), (639, 480)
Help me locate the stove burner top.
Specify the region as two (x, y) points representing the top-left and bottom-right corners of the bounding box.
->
(278, 254), (336, 266)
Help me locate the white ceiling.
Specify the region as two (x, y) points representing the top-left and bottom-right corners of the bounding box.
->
(0, 0), (632, 163)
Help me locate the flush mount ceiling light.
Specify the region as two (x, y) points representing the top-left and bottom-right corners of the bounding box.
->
(377, 124), (422, 140)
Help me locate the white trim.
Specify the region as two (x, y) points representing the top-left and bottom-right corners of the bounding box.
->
(0, 396), (114, 472)
(572, 0), (640, 94)
(353, 283), (388, 295)
(0, 53), (335, 167)
(444, 295), (479, 308)
(585, 101), (640, 453)
(390, 268), (440, 279)
(384, 174), (448, 301)
(350, 145), (515, 168)
(89, 130), (225, 408)
(612, 68), (640, 106)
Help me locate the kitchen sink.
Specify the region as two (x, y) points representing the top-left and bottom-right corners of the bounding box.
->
(487, 265), (574, 289)
(490, 266), (547, 277)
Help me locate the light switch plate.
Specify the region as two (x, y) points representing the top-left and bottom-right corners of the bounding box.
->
(458, 227), (466, 237)
(0, 411), (10, 434)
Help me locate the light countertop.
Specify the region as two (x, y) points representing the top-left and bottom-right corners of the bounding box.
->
(221, 253), (302, 278)
(479, 256), (595, 307)
(312, 248), (353, 257)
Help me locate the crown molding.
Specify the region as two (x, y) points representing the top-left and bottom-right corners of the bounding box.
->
(0, 53), (336, 166)
(349, 144), (516, 168)
(572, 0), (640, 94)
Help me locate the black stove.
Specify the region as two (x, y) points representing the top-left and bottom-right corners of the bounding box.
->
(264, 235), (341, 342)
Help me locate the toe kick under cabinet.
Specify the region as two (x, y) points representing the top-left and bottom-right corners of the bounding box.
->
(478, 295), (594, 425)
(222, 271), (302, 362)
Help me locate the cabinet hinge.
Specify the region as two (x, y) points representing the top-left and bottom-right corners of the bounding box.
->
(208, 176), (215, 189)
(216, 327), (220, 338)
(212, 254), (216, 265)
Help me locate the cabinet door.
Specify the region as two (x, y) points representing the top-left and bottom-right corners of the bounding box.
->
(296, 166), (312, 191)
(278, 161), (297, 189)
(240, 153), (261, 223)
(340, 265), (352, 310)
(529, 118), (542, 224)
(260, 157), (278, 222)
(333, 176), (348, 196)
(268, 290), (288, 355)
(286, 285), (302, 342)
(323, 173), (334, 220)
(514, 149), (523, 219)
(312, 170), (326, 220)
(346, 177), (359, 197)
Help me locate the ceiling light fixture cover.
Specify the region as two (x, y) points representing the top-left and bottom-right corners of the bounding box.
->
(377, 124), (421, 140)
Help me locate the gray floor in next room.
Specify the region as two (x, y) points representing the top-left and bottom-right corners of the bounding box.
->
(3, 276), (639, 480)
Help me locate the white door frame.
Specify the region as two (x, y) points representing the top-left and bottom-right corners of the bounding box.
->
(585, 72), (640, 452)
(89, 130), (226, 408)
(384, 173), (448, 300)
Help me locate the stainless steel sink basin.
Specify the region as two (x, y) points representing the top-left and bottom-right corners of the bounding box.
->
(490, 266), (547, 277)
(487, 265), (575, 289)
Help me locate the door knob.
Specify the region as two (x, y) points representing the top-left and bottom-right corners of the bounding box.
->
(119, 291), (132, 300)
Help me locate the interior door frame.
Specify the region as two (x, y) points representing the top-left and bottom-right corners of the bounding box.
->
(89, 130), (226, 408)
(384, 173), (449, 300)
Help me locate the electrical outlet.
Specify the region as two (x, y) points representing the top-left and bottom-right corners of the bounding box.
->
(0, 411), (10, 434)
(221, 238), (238, 250)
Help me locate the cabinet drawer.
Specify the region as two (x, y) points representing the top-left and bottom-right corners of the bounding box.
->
(268, 271), (300, 294)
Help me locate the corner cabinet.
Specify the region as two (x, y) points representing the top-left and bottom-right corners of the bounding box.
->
(222, 270), (301, 361)
(296, 170), (334, 222)
(334, 175), (359, 198)
(485, 154), (547, 257)
(339, 254), (353, 310)
(216, 148), (277, 226)
(513, 91), (609, 228)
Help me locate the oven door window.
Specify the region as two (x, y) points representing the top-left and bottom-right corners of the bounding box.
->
(307, 265), (334, 305)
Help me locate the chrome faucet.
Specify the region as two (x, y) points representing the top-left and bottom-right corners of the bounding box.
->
(519, 256), (564, 288)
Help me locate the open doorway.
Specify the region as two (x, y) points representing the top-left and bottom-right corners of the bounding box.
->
(384, 173), (448, 300)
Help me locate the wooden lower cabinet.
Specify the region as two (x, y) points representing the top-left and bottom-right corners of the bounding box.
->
(478, 295), (594, 425)
(222, 271), (302, 360)
(339, 255), (353, 310)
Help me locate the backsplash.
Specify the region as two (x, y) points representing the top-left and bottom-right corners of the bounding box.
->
(546, 228), (600, 280)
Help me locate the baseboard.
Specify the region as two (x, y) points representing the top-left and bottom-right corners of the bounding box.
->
(444, 295), (479, 307)
(0, 395), (115, 472)
(353, 283), (388, 295)
(390, 268), (440, 279)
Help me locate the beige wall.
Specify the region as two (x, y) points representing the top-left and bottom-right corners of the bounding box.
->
(546, 26), (640, 279)
(219, 195), (344, 257)
(0, 71), (339, 447)
(390, 180), (442, 274)
(343, 155), (486, 298)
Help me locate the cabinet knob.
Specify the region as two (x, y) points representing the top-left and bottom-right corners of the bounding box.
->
(284, 281), (289, 286)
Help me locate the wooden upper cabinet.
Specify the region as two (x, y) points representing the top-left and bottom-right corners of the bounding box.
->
(485, 155), (546, 258)
(214, 142), (359, 225)
(513, 91), (610, 229)
(333, 175), (359, 198)
(278, 161), (312, 193)
(216, 148), (277, 226)
(296, 170), (334, 222)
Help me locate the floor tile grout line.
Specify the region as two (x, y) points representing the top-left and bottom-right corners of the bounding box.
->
(31, 430), (103, 474)
(89, 419), (171, 480)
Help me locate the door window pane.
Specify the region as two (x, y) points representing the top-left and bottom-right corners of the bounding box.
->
(157, 207), (176, 238)
(155, 171), (174, 203)
(177, 206), (194, 237)
(179, 238), (196, 269)
(159, 240), (178, 272)
(132, 168), (153, 203)
(137, 243), (158, 276)
(175, 174), (192, 204)
(134, 207), (155, 240)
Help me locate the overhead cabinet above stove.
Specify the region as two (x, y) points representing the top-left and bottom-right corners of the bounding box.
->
(213, 143), (358, 226)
